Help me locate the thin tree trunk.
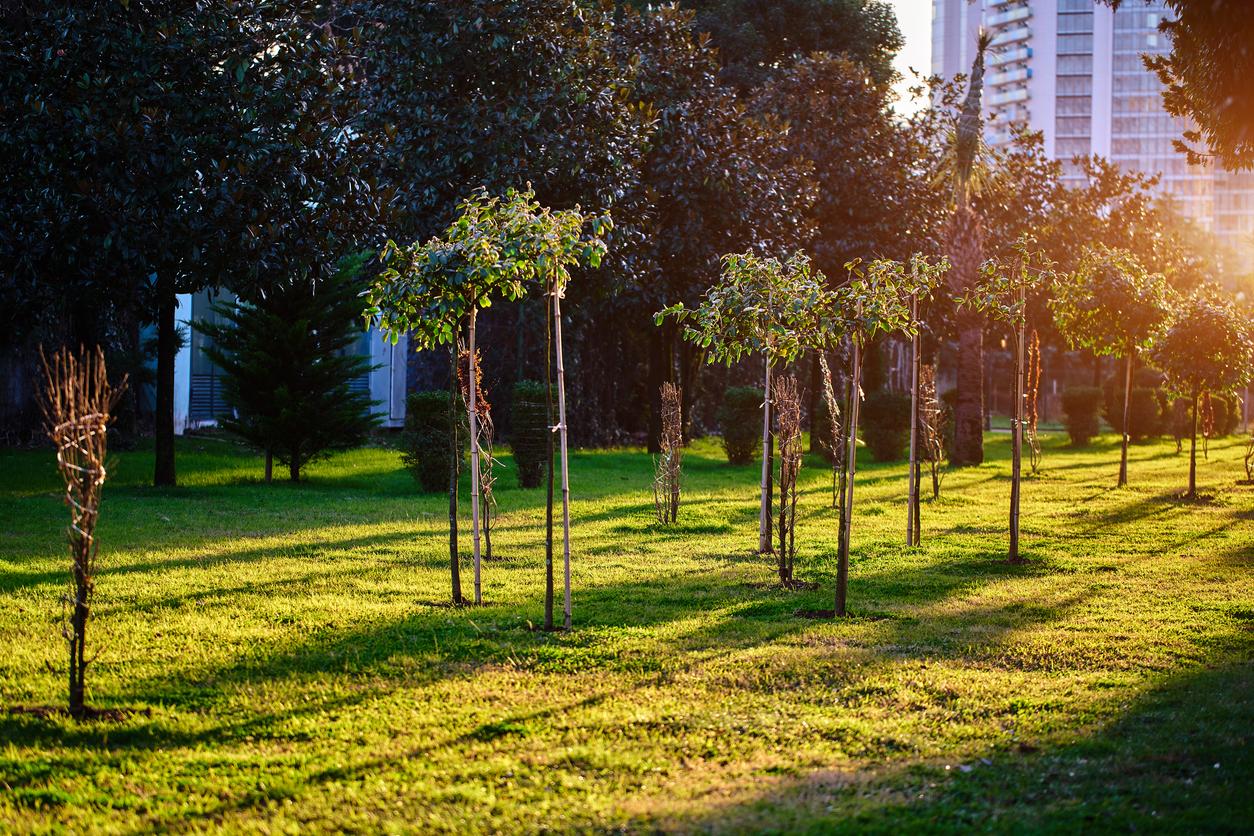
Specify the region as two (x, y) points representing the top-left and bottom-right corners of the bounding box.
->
(553, 286), (572, 630)
(289, 454), (300, 482)
(544, 292), (555, 630)
(759, 356), (773, 554)
(1118, 350), (1133, 487)
(836, 337), (862, 617)
(264, 450), (273, 483)
(907, 292), (920, 546)
(952, 323), (984, 465)
(154, 277), (177, 487)
(69, 578), (87, 717)
(1009, 311), (1025, 563)
(469, 308), (482, 605)
(1188, 384), (1199, 498)
(448, 345), (463, 606)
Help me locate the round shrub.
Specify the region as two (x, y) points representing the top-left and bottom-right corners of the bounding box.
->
(718, 386), (763, 465)
(1103, 386), (1164, 441)
(860, 391), (912, 462)
(511, 380), (549, 488)
(1061, 386), (1103, 447)
(402, 391), (465, 493)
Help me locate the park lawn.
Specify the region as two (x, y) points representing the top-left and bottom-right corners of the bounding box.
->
(0, 429), (1251, 833)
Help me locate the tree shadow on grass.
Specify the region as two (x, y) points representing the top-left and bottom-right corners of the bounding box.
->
(651, 659), (1253, 833)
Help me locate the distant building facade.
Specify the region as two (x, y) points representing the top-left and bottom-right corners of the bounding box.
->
(931, 0), (1254, 262)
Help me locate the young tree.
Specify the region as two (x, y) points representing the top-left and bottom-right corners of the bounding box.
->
(774, 375), (803, 585)
(959, 237), (1053, 563)
(197, 258), (379, 482)
(918, 364), (946, 500)
(39, 347), (126, 719)
(1150, 286), (1254, 498)
(370, 188), (609, 626)
(658, 251), (834, 555)
(833, 258), (932, 614)
(1051, 246), (1169, 487)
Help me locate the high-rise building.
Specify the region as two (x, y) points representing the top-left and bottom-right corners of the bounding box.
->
(931, 0), (1254, 264)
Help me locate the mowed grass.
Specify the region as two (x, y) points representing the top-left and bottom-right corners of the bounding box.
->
(0, 428), (1251, 833)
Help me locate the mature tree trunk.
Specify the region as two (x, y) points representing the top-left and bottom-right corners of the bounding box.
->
(154, 277), (177, 487)
(289, 455), (300, 482)
(947, 206), (984, 466)
(758, 356), (773, 554)
(1118, 350), (1133, 487)
(264, 450), (273, 483)
(469, 308), (483, 605)
(1188, 384), (1199, 498)
(553, 287), (573, 630)
(836, 338), (862, 618)
(448, 345), (463, 606)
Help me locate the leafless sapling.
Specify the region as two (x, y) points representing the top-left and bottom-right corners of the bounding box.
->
(1025, 329), (1043, 476)
(774, 375), (803, 585)
(653, 382), (682, 524)
(39, 346), (126, 719)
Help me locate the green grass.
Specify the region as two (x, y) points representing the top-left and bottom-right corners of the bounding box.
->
(1, 429), (1251, 833)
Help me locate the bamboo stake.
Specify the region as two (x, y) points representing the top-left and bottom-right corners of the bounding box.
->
(1118, 349), (1133, 487)
(469, 309), (482, 604)
(836, 328), (862, 617)
(759, 355), (772, 554)
(553, 279), (573, 630)
(907, 290), (920, 546)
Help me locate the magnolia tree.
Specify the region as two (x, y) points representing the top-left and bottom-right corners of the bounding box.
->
(369, 188), (609, 625)
(959, 237), (1053, 563)
(1150, 286), (1254, 498)
(659, 251), (834, 563)
(1052, 246), (1169, 487)
(833, 258), (931, 615)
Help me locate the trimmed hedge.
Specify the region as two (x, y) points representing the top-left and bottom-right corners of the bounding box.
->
(402, 391), (465, 493)
(718, 387), (762, 465)
(511, 380), (549, 488)
(860, 391), (912, 462)
(1062, 386), (1103, 447)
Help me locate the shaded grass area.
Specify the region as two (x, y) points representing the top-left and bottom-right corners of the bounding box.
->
(0, 430), (1251, 832)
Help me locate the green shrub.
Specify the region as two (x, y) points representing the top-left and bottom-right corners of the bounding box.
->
(718, 387), (762, 465)
(860, 391), (912, 462)
(1103, 386), (1163, 441)
(1210, 394), (1242, 436)
(511, 380), (549, 488)
(402, 391), (465, 492)
(1062, 386), (1103, 447)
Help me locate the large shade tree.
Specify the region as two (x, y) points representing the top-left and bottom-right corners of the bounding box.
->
(1051, 246), (1170, 487)
(0, 0), (385, 486)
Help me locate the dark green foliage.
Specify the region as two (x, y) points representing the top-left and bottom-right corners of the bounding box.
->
(1208, 394), (1240, 436)
(860, 391), (912, 462)
(717, 387), (763, 465)
(402, 393), (466, 493)
(1062, 386), (1104, 447)
(511, 381), (549, 489)
(196, 258), (379, 481)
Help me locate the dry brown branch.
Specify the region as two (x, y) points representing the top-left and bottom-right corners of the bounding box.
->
(1025, 329), (1043, 475)
(653, 382), (682, 525)
(919, 365), (946, 500)
(817, 353), (843, 509)
(775, 375), (802, 584)
(459, 349), (497, 558)
(38, 345), (125, 719)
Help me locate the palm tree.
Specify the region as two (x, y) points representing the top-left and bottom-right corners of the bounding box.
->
(946, 30), (992, 466)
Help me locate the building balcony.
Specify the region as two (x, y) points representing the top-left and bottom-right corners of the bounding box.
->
(993, 26), (1032, 46)
(990, 67), (1032, 86)
(987, 6), (1031, 28)
(990, 46), (1033, 66)
(988, 86), (1030, 106)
